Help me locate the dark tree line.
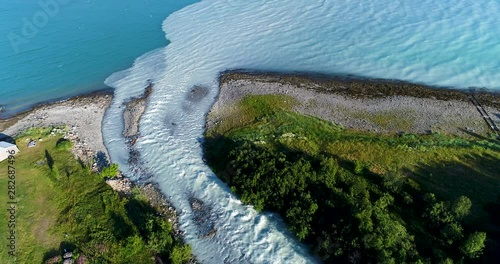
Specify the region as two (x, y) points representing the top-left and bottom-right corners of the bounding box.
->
(210, 141), (486, 263)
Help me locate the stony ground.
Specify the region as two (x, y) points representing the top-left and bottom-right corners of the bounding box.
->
(210, 73), (500, 137)
(123, 83), (152, 139)
(1, 93), (113, 160)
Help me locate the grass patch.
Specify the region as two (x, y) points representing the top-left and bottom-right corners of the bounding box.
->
(208, 94), (298, 137)
(369, 110), (415, 130)
(0, 127), (190, 263)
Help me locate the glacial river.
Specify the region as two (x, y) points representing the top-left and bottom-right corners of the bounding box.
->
(102, 0), (500, 263)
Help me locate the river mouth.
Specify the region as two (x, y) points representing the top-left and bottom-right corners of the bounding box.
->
(102, 0), (500, 262)
(102, 64), (317, 263)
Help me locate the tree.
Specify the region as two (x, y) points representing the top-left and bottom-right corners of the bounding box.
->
(146, 217), (173, 254)
(56, 138), (73, 151)
(440, 222), (463, 246)
(460, 232), (486, 259)
(452, 196), (472, 220)
(317, 156), (338, 189)
(424, 200), (453, 226)
(383, 172), (404, 194)
(170, 244), (192, 264)
(439, 258), (453, 264)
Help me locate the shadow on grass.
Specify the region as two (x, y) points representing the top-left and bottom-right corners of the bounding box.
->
(458, 128), (500, 150)
(124, 197), (156, 236)
(403, 152), (500, 222)
(42, 241), (76, 264)
(44, 150), (54, 170)
(55, 138), (67, 146)
(41, 248), (59, 264)
(458, 128), (492, 141)
(76, 157), (86, 169)
(405, 153), (500, 262)
(484, 195), (500, 263)
(110, 212), (134, 241)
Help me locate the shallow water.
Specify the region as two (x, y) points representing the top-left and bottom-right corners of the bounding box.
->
(102, 0), (500, 263)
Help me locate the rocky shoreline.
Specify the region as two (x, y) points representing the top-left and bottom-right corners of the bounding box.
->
(123, 83), (153, 140)
(220, 72), (500, 107)
(211, 72), (500, 137)
(1, 92), (113, 161)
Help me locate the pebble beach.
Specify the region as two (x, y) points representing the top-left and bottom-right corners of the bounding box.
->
(209, 72), (500, 137)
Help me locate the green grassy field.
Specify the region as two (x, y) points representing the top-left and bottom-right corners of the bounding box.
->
(205, 94), (500, 262)
(207, 95), (500, 220)
(0, 127), (190, 264)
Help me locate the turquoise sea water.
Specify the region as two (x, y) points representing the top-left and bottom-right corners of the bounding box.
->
(2, 0), (500, 262)
(2, 0), (499, 119)
(0, 0), (196, 117)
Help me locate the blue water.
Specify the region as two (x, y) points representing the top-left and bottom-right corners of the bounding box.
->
(1, 0), (499, 119)
(2, 0), (500, 262)
(0, 0), (196, 117)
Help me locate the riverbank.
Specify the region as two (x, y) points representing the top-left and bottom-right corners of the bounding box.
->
(204, 72), (500, 263)
(0, 90), (194, 263)
(211, 72), (500, 137)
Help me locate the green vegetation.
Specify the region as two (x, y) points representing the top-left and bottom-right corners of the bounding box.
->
(460, 232), (487, 259)
(0, 127), (191, 264)
(204, 94), (500, 263)
(101, 163), (119, 178)
(55, 138), (72, 151)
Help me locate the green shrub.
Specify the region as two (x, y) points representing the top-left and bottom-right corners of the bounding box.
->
(55, 139), (73, 151)
(354, 160), (364, 174)
(452, 196), (472, 220)
(111, 235), (154, 264)
(101, 163), (119, 178)
(17, 127), (53, 139)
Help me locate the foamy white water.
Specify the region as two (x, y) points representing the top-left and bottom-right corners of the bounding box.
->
(103, 0), (500, 262)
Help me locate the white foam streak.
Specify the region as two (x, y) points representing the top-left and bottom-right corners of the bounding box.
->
(104, 0), (500, 262)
